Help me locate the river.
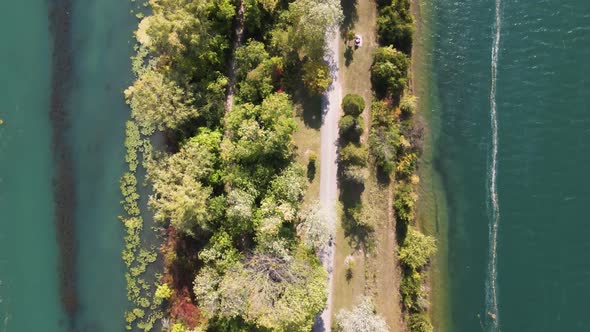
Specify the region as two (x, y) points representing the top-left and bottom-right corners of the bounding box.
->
(417, 0), (590, 331)
(0, 0), (136, 331)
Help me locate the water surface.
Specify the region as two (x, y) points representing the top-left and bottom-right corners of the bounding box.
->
(0, 0), (136, 330)
(420, 0), (590, 330)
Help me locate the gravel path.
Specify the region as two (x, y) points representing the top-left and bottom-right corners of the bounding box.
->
(314, 28), (342, 332)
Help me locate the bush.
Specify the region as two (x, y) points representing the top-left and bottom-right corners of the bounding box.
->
(377, 1), (414, 54)
(371, 100), (394, 127)
(400, 269), (422, 310)
(342, 94), (366, 117)
(396, 152), (418, 178)
(399, 227), (437, 270)
(369, 126), (400, 174)
(371, 46), (410, 99)
(340, 115), (364, 143)
(393, 181), (416, 223)
(340, 144), (368, 167)
(307, 151), (318, 181)
(408, 313), (434, 332)
(400, 94), (417, 116)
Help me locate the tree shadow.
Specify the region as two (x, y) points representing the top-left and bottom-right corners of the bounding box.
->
(285, 55), (323, 130)
(295, 91), (323, 129)
(376, 165), (391, 186)
(344, 46), (354, 67)
(339, 177), (374, 250)
(340, 0), (359, 36)
(307, 158), (317, 181)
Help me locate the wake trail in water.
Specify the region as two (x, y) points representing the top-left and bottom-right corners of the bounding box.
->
(486, 0), (502, 330)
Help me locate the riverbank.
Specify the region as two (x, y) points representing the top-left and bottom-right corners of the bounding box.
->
(411, 0), (451, 330)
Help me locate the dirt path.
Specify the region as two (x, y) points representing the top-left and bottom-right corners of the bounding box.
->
(224, 0), (245, 115)
(314, 28), (342, 332)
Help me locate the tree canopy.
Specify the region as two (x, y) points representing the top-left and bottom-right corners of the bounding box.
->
(148, 130), (222, 234)
(276, 0), (344, 60)
(336, 298), (389, 332)
(194, 248), (327, 331)
(125, 70), (197, 135)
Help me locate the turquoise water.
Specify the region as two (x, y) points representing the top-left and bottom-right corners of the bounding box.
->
(0, 1), (65, 330)
(420, 0), (590, 330)
(0, 0), (135, 330)
(69, 0), (136, 330)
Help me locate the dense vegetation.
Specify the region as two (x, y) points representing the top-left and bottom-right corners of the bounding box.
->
(376, 0), (413, 54)
(370, 0), (437, 331)
(120, 0), (342, 331)
(335, 298), (389, 332)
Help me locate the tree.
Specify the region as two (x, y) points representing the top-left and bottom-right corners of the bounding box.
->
(235, 40), (270, 81)
(223, 93), (297, 164)
(302, 60), (332, 94)
(194, 248), (327, 331)
(342, 94), (366, 117)
(371, 46), (410, 98)
(335, 297), (389, 332)
(124, 70), (196, 135)
(274, 0), (343, 59)
(269, 163), (307, 204)
(148, 130), (221, 234)
(297, 201), (333, 250)
(399, 227), (437, 270)
(239, 57), (283, 104)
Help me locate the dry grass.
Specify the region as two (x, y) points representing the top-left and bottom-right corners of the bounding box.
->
(293, 95), (322, 206)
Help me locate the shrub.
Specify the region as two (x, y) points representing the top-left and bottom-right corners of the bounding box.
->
(340, 115), (364, 143)
(371, 46), (410, 99)
(371, 100), (395, 127)
(343, 165), (367, 184)
(342, 94), (366, 116)
(393, 181), (416, 223)
(339, 144), (368, 167)
(408, 313), (434, 332)
(400, 94), (417, 116)
(399, 228), (437, 270)
(369, 126), (400, 174)
(396, 152), (418, 178)
(400, 270), (422, 310)
(377, 1), (414, 54)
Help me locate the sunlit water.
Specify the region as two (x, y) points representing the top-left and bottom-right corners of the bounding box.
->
(419, 0), (590, 330)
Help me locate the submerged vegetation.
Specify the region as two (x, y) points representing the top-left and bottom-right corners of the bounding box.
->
(120, 0), (342, 330)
